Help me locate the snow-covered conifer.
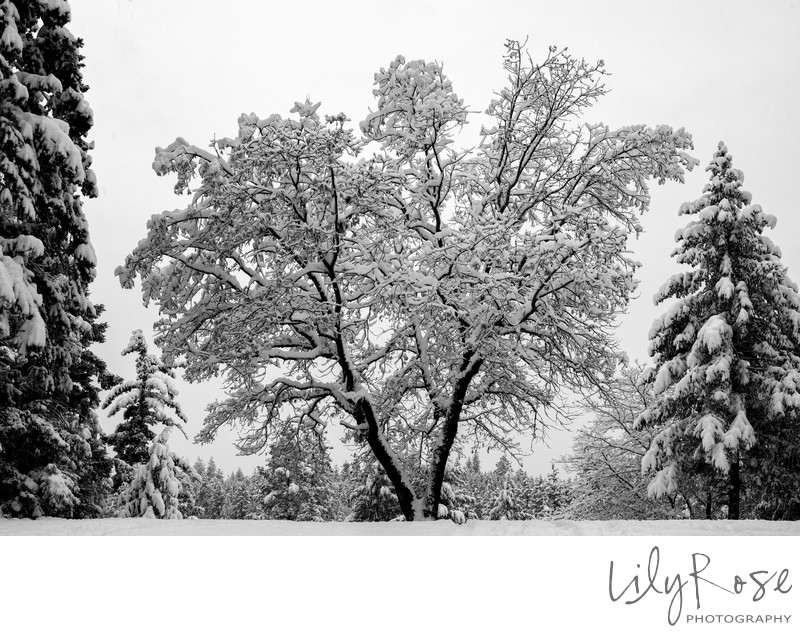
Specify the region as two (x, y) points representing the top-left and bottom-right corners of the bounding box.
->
(436, 464), (475, 523)
(195, 456), (226, 518)
(488, 477), (524, 520)
(638, 143), (800, 519)
(0, 0), (113, 518)
(346, 459), (402, 522)
(102, 329), (188, 473)
(119, 428), (197, 519)
(260, 424), (334, 521)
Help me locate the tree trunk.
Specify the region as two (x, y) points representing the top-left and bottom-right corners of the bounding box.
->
(354, 355), (483, 521)
(728, 456), (740, 520)
(355, 398), (419, 520)
(424, 357), (484, 519)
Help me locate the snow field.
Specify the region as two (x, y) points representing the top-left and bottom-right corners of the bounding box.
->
(1, 517), (798, 536)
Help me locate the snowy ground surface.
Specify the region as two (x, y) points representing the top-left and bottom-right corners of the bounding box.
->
(1, 517), (798, 536)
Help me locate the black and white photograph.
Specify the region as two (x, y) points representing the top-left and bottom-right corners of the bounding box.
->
(1, 1), (798, 631)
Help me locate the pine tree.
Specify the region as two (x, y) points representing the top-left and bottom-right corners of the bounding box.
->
(261, 424), (335, 521)
(198, 456), (226, 518)
(541, 465), (571, 518)
(465, 451), (482, 476)
(119, 427), (198, 519)
(325, 464), (349, 521)
(638, 143), (800, 519)
(221, 468), (250, 519)
(102, 330), (187, 478)
(528, 475), (548, 517)
(0, 0), (113, 518)
(488, 476), (524, 520)
(176, 468), (202, 519)
(493, 455), (513, 483)
(460, 453), (490, 519)
(438, 464), (474, 523)
(346, 458), (402, 522)
(511, 468), (536, 518)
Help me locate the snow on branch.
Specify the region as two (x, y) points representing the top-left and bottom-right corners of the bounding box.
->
(119, 45), (697, 520)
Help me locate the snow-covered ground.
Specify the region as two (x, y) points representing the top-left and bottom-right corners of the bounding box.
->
(1, 517), (798, 536)
(4, 518), (796, 634)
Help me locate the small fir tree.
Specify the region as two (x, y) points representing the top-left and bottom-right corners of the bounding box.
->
(119, 427), (198, 519)
(261, 424), (334, 521)
(102, 330), (187, 478)
(437, 464), (474, 523)
(488, 476), (524, 520)
(198, 456), (226, 518)
(346, 459), (402, 522)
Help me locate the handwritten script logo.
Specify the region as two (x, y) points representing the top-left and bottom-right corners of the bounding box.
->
(608, 546), (792, 626)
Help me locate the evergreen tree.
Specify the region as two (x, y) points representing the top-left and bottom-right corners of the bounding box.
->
(101, 329), (187, 477)
(222, 468), (250, 519)
(261, 424), (334, 521)
(199, 456), (226, 518)
(119, 428), (197, 519)
(488, 476), (524, 520)
(528, 475), (548, 517)
(460, 453), (490, 519)
(176, 469), (202, 519)
(638, 143), (800, 519)
(511, 468), (536, 518)
(465, 451), (482, 476)
(437, 464), (474, 523)
(492, 455), (513, 483)
(0, 0), (113, 518)
(346, 458), (402, 522)
(193, 457), (206, 474)
(327, 464), (349, 521)
(541, 466), (570, 518)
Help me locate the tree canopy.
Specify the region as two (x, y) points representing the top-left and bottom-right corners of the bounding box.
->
(118, 41), (697, 520)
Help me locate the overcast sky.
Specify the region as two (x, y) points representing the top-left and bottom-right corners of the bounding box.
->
(68, 0), (800, 477)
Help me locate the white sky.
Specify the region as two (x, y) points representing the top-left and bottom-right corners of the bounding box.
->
(69, 0), (800, 477)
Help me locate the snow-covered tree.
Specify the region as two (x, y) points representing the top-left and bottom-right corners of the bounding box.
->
(492, 455), (514, 484)
(563, 365), (689, 519)
(219, 468), (249, 519)
(0, 0), (113, 518)
(509, 468), (538, 518)
(117, 41), (697, 520)
(488, 476), (524, 520)
(259, 423), (334, 521)
(194, 456), (226, 518)
(637, 143), (800, 519)
(119, 427), (197, 519)
(326, 464), (349, 521)
(101, 329), (187, 472)
(436, 464), (475, 523)
(541, 465), (572, 518)
(346, 459), (403, 522)
(465, 452), (481, 475)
